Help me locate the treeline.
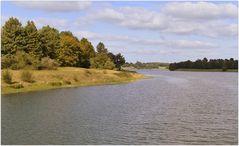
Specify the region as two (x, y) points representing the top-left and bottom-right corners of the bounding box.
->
(169, 58), (238, 71)
(123, 61), (169, 69)
(1, 17), (125, 70)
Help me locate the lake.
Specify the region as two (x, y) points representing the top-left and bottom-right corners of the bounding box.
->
(2, 70), (238, 144)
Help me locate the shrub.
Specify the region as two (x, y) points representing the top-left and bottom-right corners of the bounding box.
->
(63, 80), (71, 85)
(1, 55), (17, 69)
(21, 71), (34, 83)
(2, 70), (12, 84)
(2, 52), (40, 70)
(73, 75), (78, 82)
(49, 81), (62, 86)
(36, 57), (59, 70)
(10, 83), (24, 89)
(84, 70), (91, 76)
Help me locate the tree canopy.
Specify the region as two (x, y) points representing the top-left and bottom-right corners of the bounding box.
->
(169, 58), (238, 71)
(1, 17), (126, 70)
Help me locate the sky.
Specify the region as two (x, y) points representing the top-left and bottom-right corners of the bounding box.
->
(1, 1), (238, 63)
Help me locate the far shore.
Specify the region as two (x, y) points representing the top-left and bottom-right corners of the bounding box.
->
(2, 67), (145, 95)
(173, 68), (238, 72)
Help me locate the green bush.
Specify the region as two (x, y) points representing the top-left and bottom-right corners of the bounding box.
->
(21, 71), (34, 83)
(90, 53), (115, 70)
(10, 83), (24, 89)
(1, 55), (18, 69)
(2, 52), (40, 70)
(49, 81), (62, 86)
(2, 70), (12, 84)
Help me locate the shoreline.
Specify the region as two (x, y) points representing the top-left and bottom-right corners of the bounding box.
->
(2, 67), (145, 95)
(172, 69), (238, 72)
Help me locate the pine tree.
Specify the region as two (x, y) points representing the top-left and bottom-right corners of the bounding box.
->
(1, 17), (26, 55)
(38, 25), (60, 59)
(96, 42), (108, 54)
(24, 21), (41, 58)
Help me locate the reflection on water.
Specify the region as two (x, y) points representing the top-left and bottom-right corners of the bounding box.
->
(2, 70), (238, 144)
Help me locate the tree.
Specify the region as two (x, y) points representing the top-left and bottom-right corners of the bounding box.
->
(114, 53), (125, 70)
(79, 38), (96, 68)
(202, 57), (208, 69)
(24, 21), (41, 58)
(38, 25), (60, 59)
(56, 32), (81, 66)
(169, 63), (177, 71)
(1, 17), (26, 55)
(96, 42), (108, 53)
(222, 60), (228, 71)
(90, 53), (115, 69)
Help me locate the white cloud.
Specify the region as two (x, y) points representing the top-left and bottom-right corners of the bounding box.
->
(162, 2), (237, 20)
(76, 2), (237, 37)
(1, 16), (69, 30)
(77, 6), (168, 30)
(33, 17), (69, 29)
(76, 31), (218, 49)
(14, 1), (91, 12)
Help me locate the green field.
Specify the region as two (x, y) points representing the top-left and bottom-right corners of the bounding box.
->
(1, 67), (144, 95)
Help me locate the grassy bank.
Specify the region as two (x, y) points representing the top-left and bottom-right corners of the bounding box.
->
(174, 68), (238, 72)
(1, 67), (144, 95)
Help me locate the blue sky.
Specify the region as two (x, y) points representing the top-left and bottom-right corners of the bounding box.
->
(1, 1), (238, 63)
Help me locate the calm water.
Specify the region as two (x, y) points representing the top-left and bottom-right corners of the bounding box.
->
(2, 70), (238, 144)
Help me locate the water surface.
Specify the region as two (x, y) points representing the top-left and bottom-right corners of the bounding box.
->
(2, 70), (238, 144)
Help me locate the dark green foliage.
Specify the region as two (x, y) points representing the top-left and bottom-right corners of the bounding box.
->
(1, 17), (126, 71)
(169, 63), (177, 71)
(24, 21), (41, 58)
(38, 25), (60, 59)
(1, 55), (18, 69)
(2, 70), (12, 84)
(10, 83), (24, 89)
(169, 58), (238, 71)
(79, 38), (96, 68)
(114, 53), (125, 70)
(21, 70), (34, 83)
(108, 53), (125, 70)
(1, 17), (26, 55)
(96, 42), (108, 54)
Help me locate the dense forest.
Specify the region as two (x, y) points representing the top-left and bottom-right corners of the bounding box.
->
(1, 17), (125, 70)
(169, 58), (238, 71)
(123, 62), (169, 69)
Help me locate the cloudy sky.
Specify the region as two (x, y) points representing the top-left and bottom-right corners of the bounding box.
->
(2, 1), (238, 63)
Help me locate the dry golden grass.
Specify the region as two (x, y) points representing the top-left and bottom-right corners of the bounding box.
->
(1, 67), (144, 94)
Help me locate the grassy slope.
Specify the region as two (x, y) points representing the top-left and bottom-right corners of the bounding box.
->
(174, 68), (238, 72)
(1, 67), (144, 95)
